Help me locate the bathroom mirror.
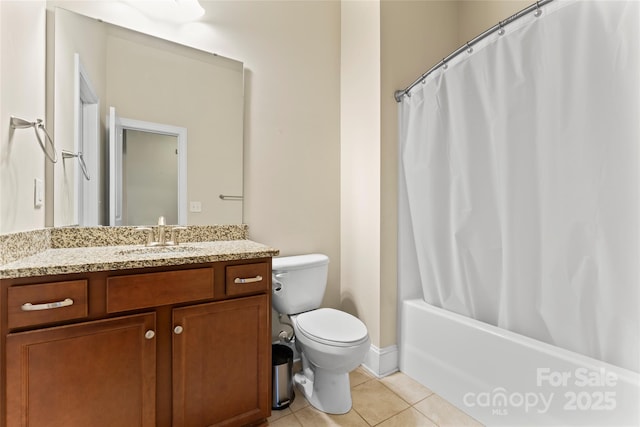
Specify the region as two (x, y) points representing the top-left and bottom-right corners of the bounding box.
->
(49, 7), (244, 227)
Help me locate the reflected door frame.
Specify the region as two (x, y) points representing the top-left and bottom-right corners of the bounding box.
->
(108, 107), (187, 226)
(75, 54), (100, 226)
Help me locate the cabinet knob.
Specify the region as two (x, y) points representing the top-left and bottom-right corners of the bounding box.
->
(174, 325), (184, 335)
(145, 330), (155, 340)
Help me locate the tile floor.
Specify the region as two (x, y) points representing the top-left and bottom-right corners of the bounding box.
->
(267, 366), (483, 426)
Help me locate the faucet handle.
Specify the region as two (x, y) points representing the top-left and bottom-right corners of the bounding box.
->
(135, 226), (154, 246)
(169, 226), (187, 245)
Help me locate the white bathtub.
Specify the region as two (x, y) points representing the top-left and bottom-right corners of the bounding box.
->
(399, 299), (640, 426)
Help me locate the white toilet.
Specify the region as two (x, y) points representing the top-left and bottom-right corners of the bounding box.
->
(272, 254), (370, 415)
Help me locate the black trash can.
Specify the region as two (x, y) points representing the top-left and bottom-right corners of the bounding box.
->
(272, 344), (295, 410)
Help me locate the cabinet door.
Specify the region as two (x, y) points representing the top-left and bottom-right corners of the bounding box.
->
(173, 295), (270, 427)
(6, 313), (156, 427)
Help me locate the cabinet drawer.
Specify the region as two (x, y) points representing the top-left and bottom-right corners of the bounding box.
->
(7, 280), (88, 329)
(226, 262), (270, 296)
(107, 268), (214, 313)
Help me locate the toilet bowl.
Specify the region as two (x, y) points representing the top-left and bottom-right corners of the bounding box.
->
(272, 254), (370, 414)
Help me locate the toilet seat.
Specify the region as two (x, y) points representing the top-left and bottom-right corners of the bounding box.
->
(295, 308), (368, 347)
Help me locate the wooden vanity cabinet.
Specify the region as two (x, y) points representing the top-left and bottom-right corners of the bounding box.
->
(0, 258), (272, 427)
(173, 295), (269, 426)
(5, 313), (157, 427)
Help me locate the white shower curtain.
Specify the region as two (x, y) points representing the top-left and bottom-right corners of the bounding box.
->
(399, 0), (639, 372)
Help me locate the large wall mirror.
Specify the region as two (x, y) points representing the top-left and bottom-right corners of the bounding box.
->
(48, 7), (244, 227)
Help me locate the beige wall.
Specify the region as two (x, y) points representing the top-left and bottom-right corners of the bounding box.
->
(0, 1), (47, 233)
(458, 1), (529, 43)
(341, 0), (382, 348)
(201, 1), (342, 308)
(379, 0), (460, 349)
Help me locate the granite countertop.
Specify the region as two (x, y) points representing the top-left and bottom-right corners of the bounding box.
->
(0, 240), (279, 279)
(0, 225), (279, 279)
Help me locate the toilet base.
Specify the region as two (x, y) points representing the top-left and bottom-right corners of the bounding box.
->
(293, 368), (353, 414)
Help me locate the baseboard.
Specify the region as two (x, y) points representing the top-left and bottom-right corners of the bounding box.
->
(361, 344), (399, 378)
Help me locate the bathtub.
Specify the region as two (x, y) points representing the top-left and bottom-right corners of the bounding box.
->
(399, 299), (640, 426)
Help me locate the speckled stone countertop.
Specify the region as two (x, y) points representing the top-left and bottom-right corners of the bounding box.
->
(0, 225), (279, 279)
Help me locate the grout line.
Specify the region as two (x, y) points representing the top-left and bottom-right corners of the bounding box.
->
(268, 371), (478, 427)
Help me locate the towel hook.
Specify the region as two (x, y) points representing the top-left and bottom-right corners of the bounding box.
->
(61, 150), (90, 181)
(10, 116), (57, 163)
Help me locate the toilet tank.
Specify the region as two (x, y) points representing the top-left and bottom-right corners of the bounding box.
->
(272, 254), (329, 315)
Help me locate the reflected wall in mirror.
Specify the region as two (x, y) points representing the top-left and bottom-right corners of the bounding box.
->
(49, 7), (244, 227)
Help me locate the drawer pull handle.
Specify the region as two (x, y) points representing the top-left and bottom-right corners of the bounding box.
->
(21, 298), (74, 312)
(145, 330), (155, 340)
(234, 275), (263, 284)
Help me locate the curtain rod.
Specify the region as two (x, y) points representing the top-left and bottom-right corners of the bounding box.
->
(394, 0), (555, 103)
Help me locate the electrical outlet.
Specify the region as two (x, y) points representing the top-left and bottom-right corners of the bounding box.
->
(189, 201), (202, 212)
(34, 178), (44, 208)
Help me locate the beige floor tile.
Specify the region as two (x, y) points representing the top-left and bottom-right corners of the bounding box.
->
(269, 413), (303, 427)
(289, 390), (310, 413)
(377, 407), (438, 427)
(349, 366), (374, 388)
(351, 379), (410, 425)
(380, 372), (433, 405)
(269, 407), (293, 423)
(414, 394), (484, 427)
(293, 405), (369, 427)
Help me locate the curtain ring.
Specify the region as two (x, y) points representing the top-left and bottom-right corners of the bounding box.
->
(442, 57), (448, 70)
(498, 21), (505, 36)
(466, 42), (473, 54)
(534, 1), (542, 17)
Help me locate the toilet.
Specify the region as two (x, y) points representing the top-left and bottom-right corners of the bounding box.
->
(272, 254), (370, 415)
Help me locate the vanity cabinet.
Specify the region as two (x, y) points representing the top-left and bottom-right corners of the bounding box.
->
(173, 295), (269, 426)
(6, 313), (156, 427)
(0, 258), (272, 427)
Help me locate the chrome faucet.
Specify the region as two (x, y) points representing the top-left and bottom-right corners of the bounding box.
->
(157, 215), (167, 245)
(136, 216), (186, 246)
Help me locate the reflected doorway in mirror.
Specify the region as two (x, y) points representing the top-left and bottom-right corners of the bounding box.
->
(107, 107), (187, 226)
(75, 53), (100, 226)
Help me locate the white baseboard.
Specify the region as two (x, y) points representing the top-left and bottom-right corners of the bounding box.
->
(361, 344), (399, 378)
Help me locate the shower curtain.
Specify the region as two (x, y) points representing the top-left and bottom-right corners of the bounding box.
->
(399, 0), (639, 372)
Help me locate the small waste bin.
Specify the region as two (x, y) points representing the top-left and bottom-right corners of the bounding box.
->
(272, 344), (295, 410)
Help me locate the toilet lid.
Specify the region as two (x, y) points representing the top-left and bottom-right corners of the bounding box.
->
(295, 308), (368, 346)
